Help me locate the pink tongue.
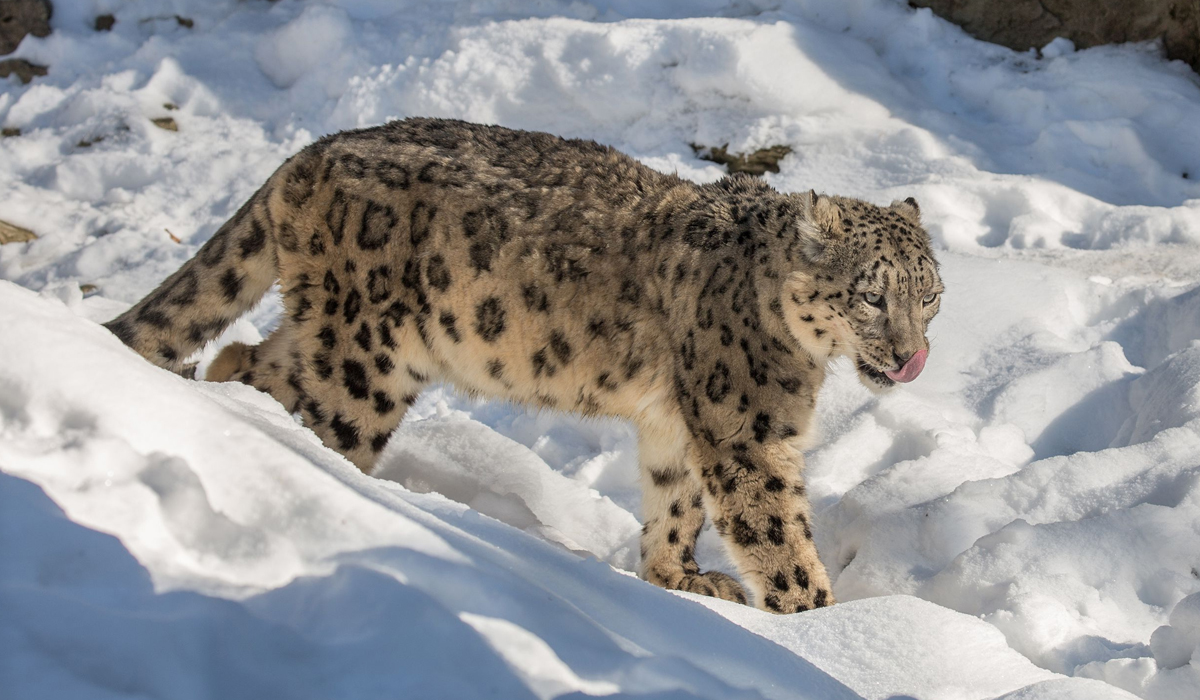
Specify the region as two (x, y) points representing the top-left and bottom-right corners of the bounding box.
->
(884, 348), (927, 383)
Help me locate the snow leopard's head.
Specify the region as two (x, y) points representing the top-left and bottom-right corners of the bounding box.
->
(782, 192), (942, 391)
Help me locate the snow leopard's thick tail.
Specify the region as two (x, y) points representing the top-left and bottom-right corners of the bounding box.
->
(103, 182), (281, 377)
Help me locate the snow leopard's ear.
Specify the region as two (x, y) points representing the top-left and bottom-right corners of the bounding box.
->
(892, 196), (921, 221)
(799, 190), (845, 263)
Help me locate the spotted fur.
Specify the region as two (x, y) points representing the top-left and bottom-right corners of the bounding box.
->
(105, 118), (942, 612)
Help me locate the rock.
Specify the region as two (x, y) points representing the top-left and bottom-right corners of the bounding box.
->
(0, 219), (37, 244)
(0, 57), (47, 83)
(151, 116), (178, 132)
(910, 0), (1200, 74)
(0, 0), (52, 56)
(94, 13), (114, 32)
(691, 143), (793, 176)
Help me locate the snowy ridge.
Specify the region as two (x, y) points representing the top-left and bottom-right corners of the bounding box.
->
(0, 280), (1125, 700)
(2, 1), (1200, 698)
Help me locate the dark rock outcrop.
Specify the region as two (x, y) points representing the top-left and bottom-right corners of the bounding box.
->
(0, 0), (52, 56)
(910, 0), (1200, 73)
(0, 56), (46, 82)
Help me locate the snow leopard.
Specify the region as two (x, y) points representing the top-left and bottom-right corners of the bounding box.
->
(105, 118), (943, 612)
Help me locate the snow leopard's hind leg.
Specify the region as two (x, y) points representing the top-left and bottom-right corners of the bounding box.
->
(206, 318), (305, 414)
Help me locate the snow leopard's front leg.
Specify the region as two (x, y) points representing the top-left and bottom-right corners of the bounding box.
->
(689, 433), (834, 613)
(638, 422), (747, 604)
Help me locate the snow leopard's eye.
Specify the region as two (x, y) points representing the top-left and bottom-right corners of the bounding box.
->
(922, 292), (939, 305)
(864, 292), (883, 306)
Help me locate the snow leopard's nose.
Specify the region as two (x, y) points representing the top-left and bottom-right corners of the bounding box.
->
(885, 348), (927, 383)
(891, 334), (927, 369)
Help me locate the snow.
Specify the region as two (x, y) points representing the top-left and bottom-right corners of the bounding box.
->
(2, 0), (1199, 698)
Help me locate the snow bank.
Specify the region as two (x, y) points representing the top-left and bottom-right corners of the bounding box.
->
(813, 256), (1200, 693)
(4, 280), (1117, 700)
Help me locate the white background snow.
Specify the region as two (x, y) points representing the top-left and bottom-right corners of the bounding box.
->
(2, 1), (1200, 698)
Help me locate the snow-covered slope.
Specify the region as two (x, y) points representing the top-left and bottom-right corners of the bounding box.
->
(2, 1), (1199, 698)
